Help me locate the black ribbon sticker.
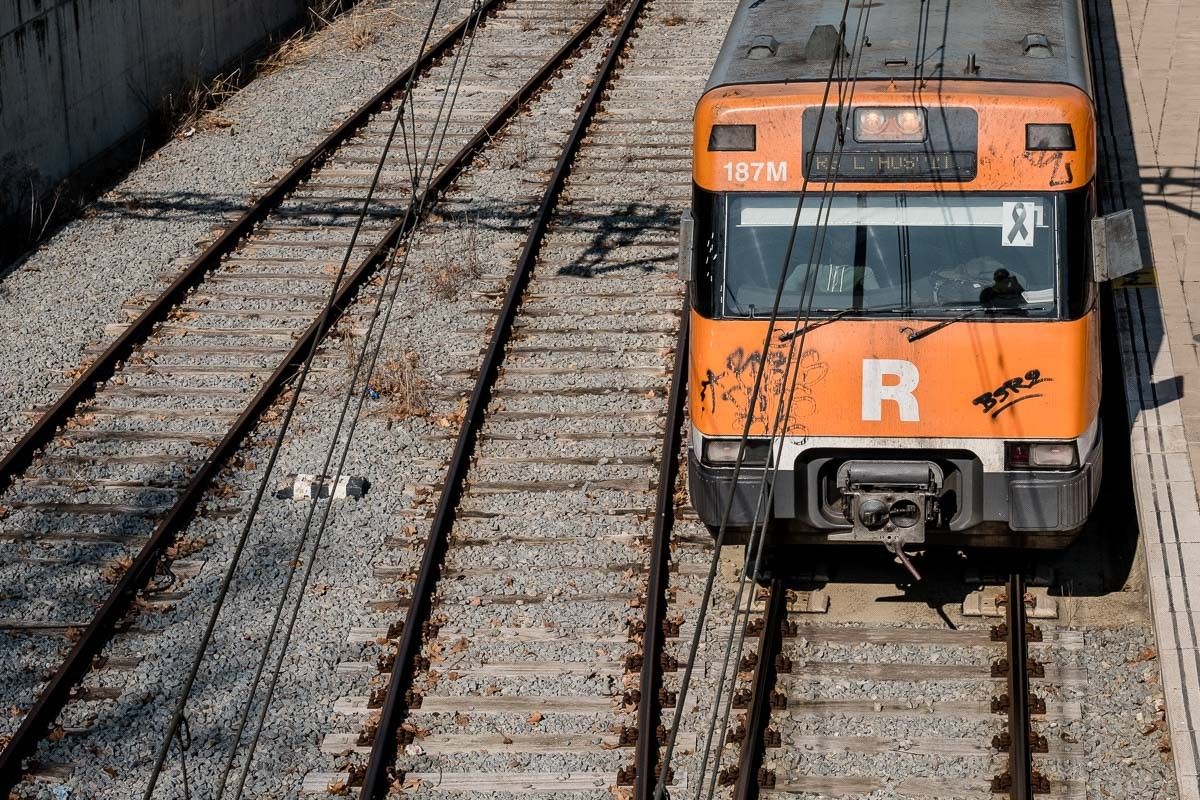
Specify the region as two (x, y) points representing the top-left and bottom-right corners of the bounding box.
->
(1007, 201), (1029, 244)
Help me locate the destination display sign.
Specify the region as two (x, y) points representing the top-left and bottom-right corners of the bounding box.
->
(805, 151), (978, 181)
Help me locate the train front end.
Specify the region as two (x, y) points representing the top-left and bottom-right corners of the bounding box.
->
(682, 79), (1141, 549)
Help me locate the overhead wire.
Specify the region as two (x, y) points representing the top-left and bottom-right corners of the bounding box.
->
(669, 1), (972, 791)
(652, 1), (871, 795)
(212, 3), (490, 795)
(686, 6), (876, 795)
(139, 0), (458, 794)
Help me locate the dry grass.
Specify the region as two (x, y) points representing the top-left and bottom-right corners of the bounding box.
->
(500, 120), (536, 169)
(659, 0), (689, 26)
(260, 0), (408, 74)
(155, 69), (241, 140)
(431, 217), (483, 299)
(372, 351), (430, 422)
(517, 6), (537, 31)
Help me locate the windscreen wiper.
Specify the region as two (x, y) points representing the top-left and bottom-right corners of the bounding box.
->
(903, 307), (990, 342)
(778, 307), (856, 341)
(903, 304), (1052, 342)
(778, 303), (912, 343)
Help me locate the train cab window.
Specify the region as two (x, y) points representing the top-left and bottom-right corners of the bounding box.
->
(708, 191), (1069, 320)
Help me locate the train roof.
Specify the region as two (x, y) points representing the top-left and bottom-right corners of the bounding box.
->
(704, 0), (1092, 97)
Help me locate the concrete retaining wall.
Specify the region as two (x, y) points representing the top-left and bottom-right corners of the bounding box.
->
(0, 0), (311, 233)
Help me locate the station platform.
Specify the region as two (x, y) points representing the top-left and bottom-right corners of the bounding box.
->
(1104, 0), (1200, 795)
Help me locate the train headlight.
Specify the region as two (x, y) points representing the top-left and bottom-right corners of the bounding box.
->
(1005, 441), (1079, 470)
(702, 437), (771, 466)
(895, 109), (924, 136)
(853, 106), (926, 142)
(857, 109), (887, 137)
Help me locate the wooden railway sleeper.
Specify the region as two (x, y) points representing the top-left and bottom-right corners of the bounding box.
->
(991, 620), (1044, 643)
(333, 765), (364, 788)
(992, 729), (1049, 754)
(991, 656), (1045, 678)
(991, 770), (1051, 794)
(357, 718), (379, 747)
(623, 686), (677, 708)
(991, 692), (1047, 716)
(616, 763), (674, 788)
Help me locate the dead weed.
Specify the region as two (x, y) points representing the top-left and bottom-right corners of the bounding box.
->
(430, 218), (483, 299)
(372, 351), (430, 421)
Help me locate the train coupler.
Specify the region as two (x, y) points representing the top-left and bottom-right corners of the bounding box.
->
(829, 460), (944, 578)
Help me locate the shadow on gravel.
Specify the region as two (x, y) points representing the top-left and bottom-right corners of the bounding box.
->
(555, 201), (679, 278)
(63, 508), (329, 793)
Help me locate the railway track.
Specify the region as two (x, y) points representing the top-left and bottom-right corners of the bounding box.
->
(652, 2), (1167, 799)
(0, 0), (638, 791)
(713, 575), (1079, 800)
(297, 0), (734, 796)
(0, 0), (1172, 798)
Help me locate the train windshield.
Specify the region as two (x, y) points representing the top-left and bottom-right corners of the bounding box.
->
(720, 192), (1061, 319)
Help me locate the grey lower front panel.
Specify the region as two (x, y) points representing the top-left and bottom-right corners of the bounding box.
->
(686, 434), (1103, 546)
(686, 454), (779, 530)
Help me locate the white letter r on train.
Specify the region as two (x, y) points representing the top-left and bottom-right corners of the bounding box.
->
(862, 359), (920, 422)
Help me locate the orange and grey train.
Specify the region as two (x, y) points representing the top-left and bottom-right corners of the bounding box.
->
(679, 0), (1142, 550)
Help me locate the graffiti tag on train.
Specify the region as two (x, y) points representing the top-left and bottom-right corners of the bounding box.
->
(700, 347), (828, 432)
(971, 369), (1052, 419)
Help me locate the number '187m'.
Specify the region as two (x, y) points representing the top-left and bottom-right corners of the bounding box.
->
(723, 161), (788, 182)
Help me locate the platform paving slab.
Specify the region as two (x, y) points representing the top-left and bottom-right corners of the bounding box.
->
(1108, 0), (1200, 797)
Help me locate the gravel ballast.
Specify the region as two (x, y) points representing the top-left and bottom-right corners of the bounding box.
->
(0, 0), (459, 444)
(12, 1), (624, 796)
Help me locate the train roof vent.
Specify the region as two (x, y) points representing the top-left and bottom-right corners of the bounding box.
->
(803, 25), (847, 61)
(746, 34), (778, 60)
(1022, 33), (1053, 58)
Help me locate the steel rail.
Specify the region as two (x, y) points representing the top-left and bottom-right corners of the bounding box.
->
(357, 0), (651, 795)
(732, 578), (786, 800)
(1003, 573), (1035, 800)
(0, 0), (503, 496)
(633, 298), (689, 799)
(0, 7), (612, 791)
